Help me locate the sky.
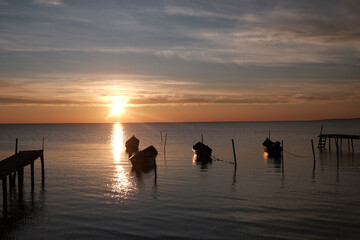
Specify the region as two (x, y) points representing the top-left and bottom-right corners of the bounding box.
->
(0, 0), (360, 123)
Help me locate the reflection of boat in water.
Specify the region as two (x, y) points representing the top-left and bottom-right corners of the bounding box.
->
(262, 138), (282, 157)
(129, 145), (158, 169)
(125, 135), (139, 154)
(192, 142), (212, 162)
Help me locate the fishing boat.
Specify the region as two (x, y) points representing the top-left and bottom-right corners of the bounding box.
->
(125, 135), (139, 154)
(129, 145), (158, 169)
(262, 138), (282, 157)
(192, 142), (212, 161)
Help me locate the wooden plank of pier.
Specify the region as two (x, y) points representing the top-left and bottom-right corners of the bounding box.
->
(1, 150), (44, 213)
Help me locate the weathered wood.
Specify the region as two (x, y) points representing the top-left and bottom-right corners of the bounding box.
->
(15, 138), (18, 154)
(1, 149), (44, 213)
(311, 139), (316, 163)
(18, 167), (24, 200)
(0, 150), (44, 179)
(232, 139), (237, 168)
(31, 161), (35, 191)
(2, 177), (7, 212)
(41, 153), (45, 184)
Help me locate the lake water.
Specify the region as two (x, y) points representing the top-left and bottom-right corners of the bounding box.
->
(1, 120), (360, 239)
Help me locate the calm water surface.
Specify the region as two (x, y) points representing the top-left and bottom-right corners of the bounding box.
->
(1, 120), (360, 239)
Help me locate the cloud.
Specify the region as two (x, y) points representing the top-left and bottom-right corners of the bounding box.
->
(1, 0), (360, 67)
(33, 0), (63, 6)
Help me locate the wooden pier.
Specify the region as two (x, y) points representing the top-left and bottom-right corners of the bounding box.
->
(318, 133), (360, 152)
(1, 139), (44, 213)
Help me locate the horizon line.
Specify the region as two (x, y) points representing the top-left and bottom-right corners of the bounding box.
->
(1, 118), (359, 125)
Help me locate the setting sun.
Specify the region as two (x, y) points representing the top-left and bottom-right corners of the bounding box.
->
(107, 97), (128, 120)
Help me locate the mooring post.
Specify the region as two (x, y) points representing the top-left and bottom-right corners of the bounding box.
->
(2, 177), (7, 213)
(281, 140), (284, 173)
(311, 139), (316, 163)
(231, 139), (237, 168)
(31, 161), (35, 191)
(41, 152), (45, 184)
(319, 125), (323, 136)
(163, 133), (167, 152)
(15, 138), (18, 154)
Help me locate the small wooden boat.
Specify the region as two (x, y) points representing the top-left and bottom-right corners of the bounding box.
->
(192, 142), (212, 161)
(125, 135), (139, 154)
(129, 145), (158, 169)
(262, 138), (282, 157)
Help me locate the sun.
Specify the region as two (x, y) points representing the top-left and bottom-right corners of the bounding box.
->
(107, 97), (128, 119)
(111, 102), (125, 115)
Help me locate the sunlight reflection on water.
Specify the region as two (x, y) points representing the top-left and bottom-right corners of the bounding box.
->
(111, 122), (124, 163)
(108, 123), (138, 201)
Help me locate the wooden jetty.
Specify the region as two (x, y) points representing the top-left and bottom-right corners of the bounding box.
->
(318, 127), (360, 152)
(1, 139), (44, 213)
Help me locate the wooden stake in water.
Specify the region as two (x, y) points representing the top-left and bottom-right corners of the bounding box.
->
(232, 139), (237, 168)
(164, 133), (167, 152)
(311, 139), (316, 163)
(15, 138), (18, 154)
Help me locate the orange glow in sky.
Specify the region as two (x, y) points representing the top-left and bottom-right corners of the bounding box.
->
(0, 1), (359, 123)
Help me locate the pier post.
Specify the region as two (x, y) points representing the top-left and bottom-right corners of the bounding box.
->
(2, 177), (7, 212)
(18, 167), (24, 200)
(231, 139), (237, 168)
(9, 174), (14, 189)
(41, 152), (45, 184)
(281, 140), (284, 174)
(15, 138), (18, 154)
(31, 161), (35, 191)
(340, 138), (343, 152)
(351, 139), (354, 152)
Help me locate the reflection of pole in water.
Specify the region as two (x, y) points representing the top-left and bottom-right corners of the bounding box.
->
(336, 151), (340, 183)
(232, 167), (236, 187)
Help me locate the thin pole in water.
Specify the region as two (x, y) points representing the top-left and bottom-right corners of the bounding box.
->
(232, 139), (237, 168)
(15, 138), (18, 154)
(311, 139), (316, 163)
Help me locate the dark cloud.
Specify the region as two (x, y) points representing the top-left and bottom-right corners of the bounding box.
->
(0, 96), (99, 106)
